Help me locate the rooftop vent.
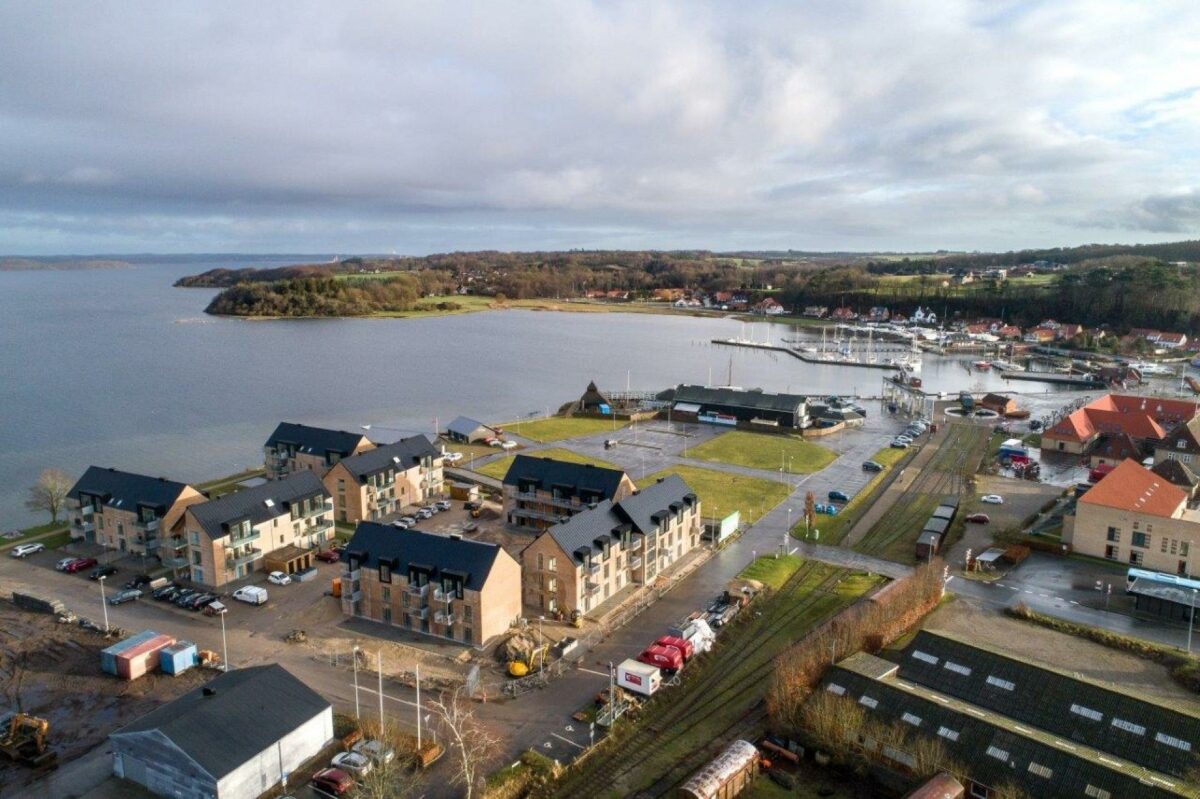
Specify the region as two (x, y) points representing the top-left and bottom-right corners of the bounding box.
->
(264, 498), (275, 508)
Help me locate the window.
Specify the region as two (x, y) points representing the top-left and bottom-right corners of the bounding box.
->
(1184, 542), (1191, 557)
(1105, 545), (1119, 560)
(192, 567), (204, 583)
(936, 726), (959, 742)
(1171, 539), (1179, 555)
(463, 627), (473, 642)
(1028, 762), (1053, 779)
(381, 587), (390, 603)
(191, 551), (202, 566)
(858, 695), (878, 709)
(548, 557), (557, 572)
(912, 650), (938, 665)
(1085, 785), (1112, 799)
(382, 606), (391, 623)
(547, 578), (557, 592)
(826, 683), (846, 696)
(1132, 532), (1150, 549)
(463, 605), (472, 621)
(1070, 703), (1103, 721)
(1129, 550), (1144, 566)
(901, 712), (922, 727)
(1111, 718), (1145, 735)
(379, 563), (391, 583)
(985, 745), (1009, 762)
(944, 661), (971, 676)
(986, 675), (1015, 691)
(1107, 526), (1120, 543)
(1155, 732), (1193, 751)
(1163, 538), (1170, 553)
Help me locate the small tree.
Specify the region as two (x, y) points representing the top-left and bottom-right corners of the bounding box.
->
(26, 468), (73, 524)
(353, 718), (423, 799)
(429, 686), (499, 799)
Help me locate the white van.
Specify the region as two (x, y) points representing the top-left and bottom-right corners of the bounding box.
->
(232, 586), (268, 605)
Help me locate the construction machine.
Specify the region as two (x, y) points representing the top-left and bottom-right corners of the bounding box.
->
(0, 713), (56, 768)
(506, 643), (550, 678)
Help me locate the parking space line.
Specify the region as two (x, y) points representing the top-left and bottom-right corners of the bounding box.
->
(551, 732), (585, 749)
(578, 667), (609, 677)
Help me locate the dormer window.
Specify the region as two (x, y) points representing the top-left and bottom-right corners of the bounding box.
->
(1180, 439), (1188, 450)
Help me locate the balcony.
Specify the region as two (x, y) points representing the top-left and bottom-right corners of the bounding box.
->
(348, 589), (363, 604)
(301, 503), (328, 519)
(585, 580), (601, 595)
(135, 534), (160, 548)
(161, 555), (190, 569)
(514, 505), (573, 523)
(407, 606), (429, 620)
(79, 504), (96, 517)
(135, 518), (160, 532)
(584, 560), (601, 575)
(435, 610), (455, 626)
(228, 528), (261, 546)
(628, 555), (642, 570)
(433, 587), (456, 603)
(344, 568), (361, 582)
(626, 537), (642, 552)
(307, 519), (334, 535)
(225, 548), (262, 569)
(74, 520), (95, 534)
(408, 582), (429, 598)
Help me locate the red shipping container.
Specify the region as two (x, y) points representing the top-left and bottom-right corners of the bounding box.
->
(655, 635), (694, 662)
(115, 634), (175, 680)
(638, 644), (683, 672)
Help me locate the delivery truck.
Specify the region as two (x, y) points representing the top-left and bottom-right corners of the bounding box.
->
(617, 658), (662, 697)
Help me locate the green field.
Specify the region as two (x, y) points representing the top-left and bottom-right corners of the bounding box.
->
(638, 464), (791, 524)
(501, 416), (626, 443)
(474, 447), (620, 480)
(739, 554), (804, 590)
(0, 521), (70, 552)
(794, 445), (912, 545)
(685, 431), (836, 474)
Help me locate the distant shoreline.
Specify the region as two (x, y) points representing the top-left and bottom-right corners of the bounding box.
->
(0, 258), (132, 272)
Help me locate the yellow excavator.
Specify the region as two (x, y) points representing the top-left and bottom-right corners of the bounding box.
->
(0, 713), (56, 768)
(507, 643), (549, 678)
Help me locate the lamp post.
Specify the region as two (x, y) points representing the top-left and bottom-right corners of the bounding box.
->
(352, 645), (361, 720)
(1189, 589), (1197, 657)
(416, 661), (422, 749)
(98, 574), (109, 634)
(219, 606), (229, 671)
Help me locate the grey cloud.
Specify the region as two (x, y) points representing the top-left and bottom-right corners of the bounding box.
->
(1108, 192), (1200, 234)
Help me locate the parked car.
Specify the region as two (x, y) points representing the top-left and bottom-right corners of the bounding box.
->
(462, 522), (478, 533)
(233, 586), (268, 605)
(828, 490), (850, 503)
(204, 600), (227, 616)
(353, 738), (396, 766)
(152, 584), (179, 600)
(415, 508), (433, 519)
(65, 557), (98, 573)
(89, 565), (118, 580)
(392, 520), (410, 530)
(10, 543), (44, 559)
(501, 440), (518, 450)
(486, 438), (502, 448)
(965, 513), (991, 524)
(316, 549), (340, 563)
(398, 516), (417, 526)
(891, 440), (910, 449)
(189, 593), (218, 610)
(435, 500), (452, 511)
(109, 589), (142, 605)
(174, 590), (199, 607)
(311, 767), (355, 796)
(895, 435), (913, 444)
(331, 751), (374, 777)
(267, 570), (292, 586)
(980, 494), (1005, 505)
(56, 556), (81, 570)
(444, 452), (463, 464)
(862, 460), (884, 472)
(421, 504), (439, 515)
(125, 574), (153, 589)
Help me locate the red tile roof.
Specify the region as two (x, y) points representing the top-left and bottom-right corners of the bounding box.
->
(1079, 459), (1185, 518)
(1045, 394), (1199, 445)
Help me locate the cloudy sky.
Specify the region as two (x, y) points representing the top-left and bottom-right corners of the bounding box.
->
(2, 1), (1198, 255)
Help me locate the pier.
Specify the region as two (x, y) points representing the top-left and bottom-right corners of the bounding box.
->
(711, 338), (901, 370)
(1000, 371), (1105, 387)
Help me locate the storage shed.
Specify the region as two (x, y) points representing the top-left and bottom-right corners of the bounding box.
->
(676, 739), (760, 799)
(263, 544), (313, 576)
(116, 633), (176, 680)
(101, 630), (161, 676)
(160, 641), (198, 676)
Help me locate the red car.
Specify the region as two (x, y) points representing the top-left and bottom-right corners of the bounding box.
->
(311, 767), (355, 795)
(65, 557), (98, 573)
(965, 513), (990, 524)
(316, 549), (340, 563)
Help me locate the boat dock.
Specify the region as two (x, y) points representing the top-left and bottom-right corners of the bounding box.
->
(712, 338), (900, 370)
(1000, 371), (1105, 387)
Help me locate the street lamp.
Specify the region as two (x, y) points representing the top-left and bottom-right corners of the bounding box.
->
(1189, 589), (1197, 657)
(352, 645), (361, 720)
(98, 574), (109, 634)
(219, 606), (229, 672)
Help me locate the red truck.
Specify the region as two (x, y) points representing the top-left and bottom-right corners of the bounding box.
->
(655, 635), (694, 663)
(638, 644), (684, 673)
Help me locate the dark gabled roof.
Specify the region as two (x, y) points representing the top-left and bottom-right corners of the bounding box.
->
(265, 422), (368, 457)
(112, 664), (329, 780)
(188, 471), (329, 540)
(1096, 432), (1143, 460)
(501, 455), (629, 499)
(343, 523), (505, 591)
(68, 466), (192, 513)
(338, 436), (438, 482)
(1163, 417), (1200, 456)
(895, 630), (1200, 779)
(447, 416), (489, 437)
(666, 384), (807, 414)
(1152, 458), (1200, 489)
(579, 381), (611, 406)
(544, 475), (698, 563)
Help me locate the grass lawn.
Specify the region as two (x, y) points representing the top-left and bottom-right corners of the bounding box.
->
(474, 447), (619, 481)
(739, 554), (804, 590)
(685, 430), (836, 474)
(500, 416), (626, 443)
(797, 445), (911, 545)
(39, 530), (74, 550)
(638, 465), (791, 524)
(197, 466), (267, 497)
(0, 521), (69, 551)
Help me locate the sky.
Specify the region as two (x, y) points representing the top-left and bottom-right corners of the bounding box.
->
(1, 1), (1199, 255)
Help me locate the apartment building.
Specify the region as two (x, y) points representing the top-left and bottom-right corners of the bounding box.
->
(263, 422), (374, 480)
(341, 523), (521, 647)
(67, 467), (206, 556)
(502, 455), (636, 532)
(1042, 394), (1199, 455)
(1066, 458), (1198, 575)
(322, 435), (444, 523)
(521, 475), (701, 616)
(174, 472), (333, 587)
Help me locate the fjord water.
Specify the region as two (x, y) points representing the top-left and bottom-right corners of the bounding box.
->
(0, 258), (1034, 526)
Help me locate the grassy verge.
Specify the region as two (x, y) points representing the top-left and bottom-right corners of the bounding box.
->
(0, 521), (69, 551)
(500, 416), (626, 443)
(739, 555), (804, 590)
(197, 467), (266, 497)
(638, 465), (791, 525)
(38, 530), (74, 550)
(475, 447), (620, 481)
(1006, 603), (1200, 693)
(685, 430), (837, 474)
(796, 446), (912, 545)
(484, 750), (560, 799)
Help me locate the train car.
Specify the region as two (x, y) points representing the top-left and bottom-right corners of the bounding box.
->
(676, 739), (760, 799)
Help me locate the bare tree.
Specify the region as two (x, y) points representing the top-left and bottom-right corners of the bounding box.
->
(428, 686), (499, 799)
(352, 718), (423, 799)
(26, 468), (73, 524)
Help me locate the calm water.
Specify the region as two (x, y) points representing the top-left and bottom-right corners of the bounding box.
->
(0, 258), (1044, 527)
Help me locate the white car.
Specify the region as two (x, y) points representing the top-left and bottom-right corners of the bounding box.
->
(981, 494), (1005, 505)
(501, 440), (518, 450)
(444, 452), (463, 464)
(267, 571), (292, 586)
(415, 508), (433, 519)
(10, 543), (44, 559)
(392, 520), (410, 530)
(353, 739), (396, 765)
(331, 750), (373, 777)
(56, 556), (78, 570)
(435, 500), (452, 511)
(398, 516), (417, 526)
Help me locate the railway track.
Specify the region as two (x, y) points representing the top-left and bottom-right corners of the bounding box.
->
(548, 563), (866, 798)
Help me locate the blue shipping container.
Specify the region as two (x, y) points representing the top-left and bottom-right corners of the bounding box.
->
(100, 630), (159, 676)
(159, 641), (198, 676)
